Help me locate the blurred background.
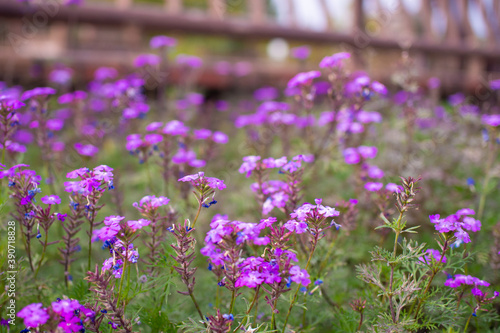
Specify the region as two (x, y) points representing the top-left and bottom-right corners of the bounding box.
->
(1, 0), (500, 95)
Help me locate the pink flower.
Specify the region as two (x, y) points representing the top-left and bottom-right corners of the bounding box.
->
(150, 35), (177, 49)
(358, 146), (377, 159)
(289, 265), (311, 286)
(343, 148), (360, 164)
(365, 182), (383, 192)
(128, 219), (151, 230)
(17, 303), (50, 328)
(74, 143), (99, 157)
(284, 219), (308, 234)
(41, 195), (61, 205)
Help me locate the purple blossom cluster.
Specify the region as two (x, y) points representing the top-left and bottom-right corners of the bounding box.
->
(65, 165), (114, 196)
(418, 249), (447, 265)
(429, 208), (481, 243)
(17, 299), (95, 332)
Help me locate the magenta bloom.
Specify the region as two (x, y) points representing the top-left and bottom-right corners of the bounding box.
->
(21, 87), (56, 100)
(74, 143), (99, 157)
(150, 35), (177, 49)
(127, 219), (151, 230)
(444, 274), (490, 288)
(178, 171), (226, 191)
(385, 183), (402, 193)
(287, 71), (321, 88)
(284, 219), (308, 234)
(41, 195), (61, 205)
(163, 120), (189, 136)
(343, 148), (360, 164)
(176, 54), (203, 68)
(365, 182), (383, 192)
(319, 52), (350, 69)
(17, 303), (50, 328)
(367, 165), (384, 179)
(430, 209), (481, 243)
(133, 195), (170, 211)
(490, 79), (500, 90)
(254, 86), (279, 101)
(213, 131), (228, 144)
(481, 114), (500, 127)
(358, 146), (377, 159)
(289, 265), (311, 286)
(291, 45), (311, 60)
(418, 249), (447, 265)
(134, 54), (160, 67)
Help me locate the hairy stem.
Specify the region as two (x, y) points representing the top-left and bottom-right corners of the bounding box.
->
(281, 233), (319, 332)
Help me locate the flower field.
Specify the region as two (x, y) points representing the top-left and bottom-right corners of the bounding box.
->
(1, 35), (500, 333)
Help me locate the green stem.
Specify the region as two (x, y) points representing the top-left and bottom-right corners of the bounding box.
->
(281, 234), (319, 332)
(232, 286), (260, 332)
(229, 289), (236, 314)
(388, 211), (404, 323)
(463, 313), (473, 333)
(191, 200), (203, 229)
(317, 233), (339, 277)
(87, 221), (94, 274)
(34, 232), (48, 279)
(117, 246), (129, 307)
(189, 293), (204, 321)
(413, 241), (448, 319)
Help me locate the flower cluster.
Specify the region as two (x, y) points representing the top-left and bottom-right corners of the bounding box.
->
(17, 299), (95, 332)
(429, 208), (481, 243)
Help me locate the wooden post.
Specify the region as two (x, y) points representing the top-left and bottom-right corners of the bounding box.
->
(208, 0), (226, 20)
(165, 0), (182, 14)
(249, 0), (265, 24)
(115, 0), (132, 10)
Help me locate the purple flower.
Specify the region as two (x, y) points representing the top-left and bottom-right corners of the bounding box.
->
(357, 110), (382, 123)
(448, 93), (465, 106)
(287, 71), (321, 88)
(418, 249), (447, 265)
(150, 35), (177, 49)
(291, 45), (311, 60)
(94, 67), (118, 81)
(133, 195), (170, 212)
(49, 66), (73, 85)
(428, 77), (441, 89)
(385, 183), (402, 193)
(41, 195), (61, 205)
(213, 131), (228, 144)
(127, 219), (151, 230)
(236, 270), (264, 288)
(445, 274), (490, 288)
(319, 52), (350, 69)
(430, 209), (481, 243)
(17, 303), (50, 328)
(284, 219), (308, 234)
(178, 172), (226, 191)
(46, 118), (64, 131)
(481, 114), (500, 127)
(176, 54), (203, 68)
(358, 146), (377, 159)
(471, 287), (484, 297)
(365, 182), (383, 192)
(134, 54), (160, 67)
(22, 87), (56, 100)
(289, 266), (311, 286)
(74, 143), (99, 157)
(343, 148), (360, 164)
(254, 86), (279, 101)
(163, 120), (189, 136)
(367, 165), (384, 179)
